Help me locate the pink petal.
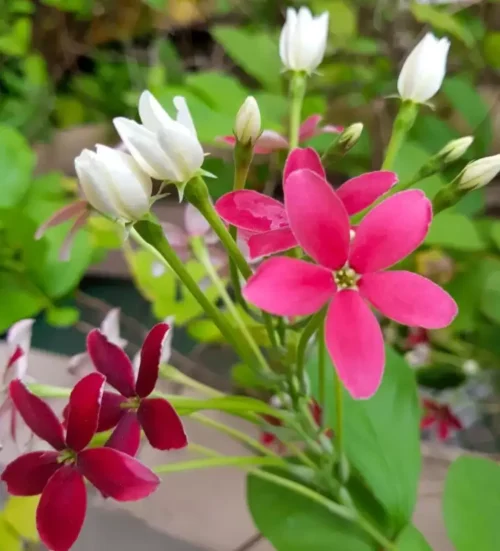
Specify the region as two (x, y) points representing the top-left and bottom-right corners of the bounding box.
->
(336, 171), (398, 216)
(437, 421), (449, 441)
(59, 210), (89, 261)
(65, 373), (106, 452)
(359, 271), (457, 329)
(105, 412), (141, 457)
(6, 318), (34, 380)
(283, 147), (325, 185)
(161, 222), (189, 248)
(5, 346), (23, 373)
(1, 451), (61, 496)
(284, 169), (350, 270)
(35, 200), (88, 240)
(78, 447), (160, 501)
(215, 190), (289, 233)
(137, 397), (187, 450)
(448, 412), (463, 431)
(349, 190), (432, 274)
(37, 466), (86, 551)
(87, 329), (136, 397)
(217, 135), (237, 147)
(325, 290), (385, 399)
(97, 391), (126, 432)
(246, 228), (297, 259)
(254, 130), (289, 154)
(243, 257), (335, 316)
(135, 323), (170, 398)
(185, 203), (211, 238)
(420, 414), (436, 430)
(322, 124), (344, 134)
(298, 115), (323, 142)
(9, 380), (65, 450)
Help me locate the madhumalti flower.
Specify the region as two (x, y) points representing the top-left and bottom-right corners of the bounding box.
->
(457, 154), (500, 190)
(215, 147), (397, 259)
(0, 319), (34, 446)
(279, 6), (329, 74)
(1, 373), (160, 551)
(87, 322), (187, 456)
(421, 398), (463, 441)
(244, 169), (457, 399)
(234, 96), (261, 146)
(219, 115), (342, 155)
(397, 33), (450, 104)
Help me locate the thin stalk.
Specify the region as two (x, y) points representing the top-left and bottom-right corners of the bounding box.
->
(381, 100), (418, 170)
(154, 455), (283, 474)
(333, 368), (344, 464)
(288, 72), (307, 149)
(317, 321), (326, 428)
(159, 365), (222, 397)
(188, 443), (221, 457)
(296, 308), (327, 392)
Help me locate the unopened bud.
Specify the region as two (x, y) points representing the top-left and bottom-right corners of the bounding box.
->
(338, 122), (363, 152)
(437, 136), (474, 164)
(458, 154), (500, 190)
(234, 96), (261, 146)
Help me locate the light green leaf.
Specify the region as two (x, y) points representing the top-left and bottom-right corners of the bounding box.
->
(483, 32), (500, 69)
(426, 213), (485, 251)
(481, 270), (500, 324)
(0, 18), (31, 56)
(318, 0), (357, 45)
(0, 518), (22, 551)
(410, 3), (474, 46)
(186, 71), (248, 115)
(396, 525), (433, 551)
(444, 456), (500, 551)
(247, 471), (376, 551)
(3, 496), (39, 542)
(45, 306), (80, 327)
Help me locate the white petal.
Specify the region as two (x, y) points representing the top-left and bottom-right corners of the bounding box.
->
(158, 126), (205, 182)
(160, 318), (174, 364)
(139, 90), (174, 134)
(100, 308), (127, 348)
(6, 319), (35, 380)
(173, 96), (198, 137)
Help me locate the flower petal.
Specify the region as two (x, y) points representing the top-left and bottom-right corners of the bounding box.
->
(9, 380), (65, 450)
(78, 447), (160, 501)
(284, 169), (350, 270)
(246, 228), (297, 259)
(6, 318), (35, 381)
(254, 130), (289, 154)
(97, 391), (126, 432)
(35, 200), (88, 240)
(215, 190), (289, 233)
(298, 115), (323, 141)
(135, 323), (170, 398)
(58, 210), (89, 262)
(105, 412), (141, 457)
(336, 171), (398, 215)
(65, 373), (105, 452)
(137, 397), (187, 450)
(283, 147), (325, 185)
(37, 466), (86, 551)
(359, 271), (457, 329)
(349, 190), (431, 274)
(325, 290), (385, 399)
(243, 257), (335, 316)
(86, 329), (136, 397)
(1, 451), (61, 496)
(185, 203), (211, 237)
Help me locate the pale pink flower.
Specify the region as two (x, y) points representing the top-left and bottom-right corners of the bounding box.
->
(219, 115), (343, 155)
(243, 170), (457, 399)
(216, 147), (397, 259)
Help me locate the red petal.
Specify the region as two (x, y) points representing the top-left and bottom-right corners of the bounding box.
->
(86, 329), (136, 397)
(283, 147), (325, 184)
(420, 414), (436, 429)
(37, 466), (87, 551)
(105, 412), (141, 457)
(98, 391), (126, 432)
(135, 323), (170, 398)
(9, 380), (65, 450)
(246, 228), (297, 259)
(336, 171), (398, 215)
(437, 421), (450, 441)
(138, 397), (187, 450)
(78, 447), (160, 501)
(65, 373), (105, 452)
(1, 451), (61, 496)
(5, 346), (24, 371)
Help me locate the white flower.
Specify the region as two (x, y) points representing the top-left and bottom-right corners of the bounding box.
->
(462, 359), (479, 376)
(397, 33), (450, 103)
(437, 136), (474, 164)
(75, 145), (152, 222)
(114, 92), (204, 184)
(279, 7), (329, 73)
(235, 97), (261, 145)
(458, 154), (500, 190)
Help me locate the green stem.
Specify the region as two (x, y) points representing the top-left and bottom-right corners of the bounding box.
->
(154, 455), (282, 474)
(318, 321), (326, 428)
(191, 236), (271, 374)
(381, 100), (418, 170)
(332, 367), (347, 483)
(288, 72), (307, 149)
(296, 308), (327, 392)
(228, 224), (245, 307)
(159, 365), (222, 397)
(188, 443), (221, 457)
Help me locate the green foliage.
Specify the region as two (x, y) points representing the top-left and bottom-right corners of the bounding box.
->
(425, 213), (486, 251)
(0, 495), (39, 550)
(395, 525), (433, 551)
(410, 3), (475, 46)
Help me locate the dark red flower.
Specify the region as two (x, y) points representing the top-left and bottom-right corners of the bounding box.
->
(87, 322), (187, 456)
(421, 398), (463, 441)
(1, 374), (160, 551)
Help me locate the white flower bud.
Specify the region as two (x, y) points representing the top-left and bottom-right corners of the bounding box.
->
(279, 7), (329, 73)
(437, 136), (474, 164)
(458, 154), (500, 190)
(234, 96), (261, 145)
(397, 33), (450, 103)
(114, 92), (204, 183)
(338, 122), (363, 150)
(462, 359), (479, 376)
(75, 145), (152, 221)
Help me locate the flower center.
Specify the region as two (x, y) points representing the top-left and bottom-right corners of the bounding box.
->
(333, 266), (359, 290)
(121, 396), (141, 411)
(58, 448), (77, 465)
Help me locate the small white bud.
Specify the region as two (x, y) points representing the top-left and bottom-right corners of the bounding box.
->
(437, 136), (474, 164)
(234, 97), (261, 145)
(458, 154), (500, 190)
(462, 359), (479, 376)
(338, 123), (363, 150)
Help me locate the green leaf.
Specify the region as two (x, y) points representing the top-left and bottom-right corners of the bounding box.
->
(481, 270), (500, 324)
(247, 472), (376, 551)
(45, 306), (80, 327)
(3, 496), (39, 542)
(0, 125), (35, 208)
(410, 3), (474, 46)
(314, 0), (357, 46)
(425, 213), (486, 251)
(484, 32), (500, 68)
(0, 518), (22, 551)
(396, 525), (432, 551)
(186, 71), (248, 116)
(212, 26), (282, 91)
(307, 346), (421, 531)
(444, 456), (500, 551)
(0, 18), (31, 56)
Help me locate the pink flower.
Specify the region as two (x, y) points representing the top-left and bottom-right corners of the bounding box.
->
(219, 115), (343, 155)
(215, 147), (398, 260)
(1, 374), (160, 551)
(421, 399), (463, 441)
(243, 169), (458, 399)
(87, 322), (187, 455)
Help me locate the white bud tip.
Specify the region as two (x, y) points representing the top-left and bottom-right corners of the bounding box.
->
(458, 154), (500, 190)
(235, 96), (261, 145)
